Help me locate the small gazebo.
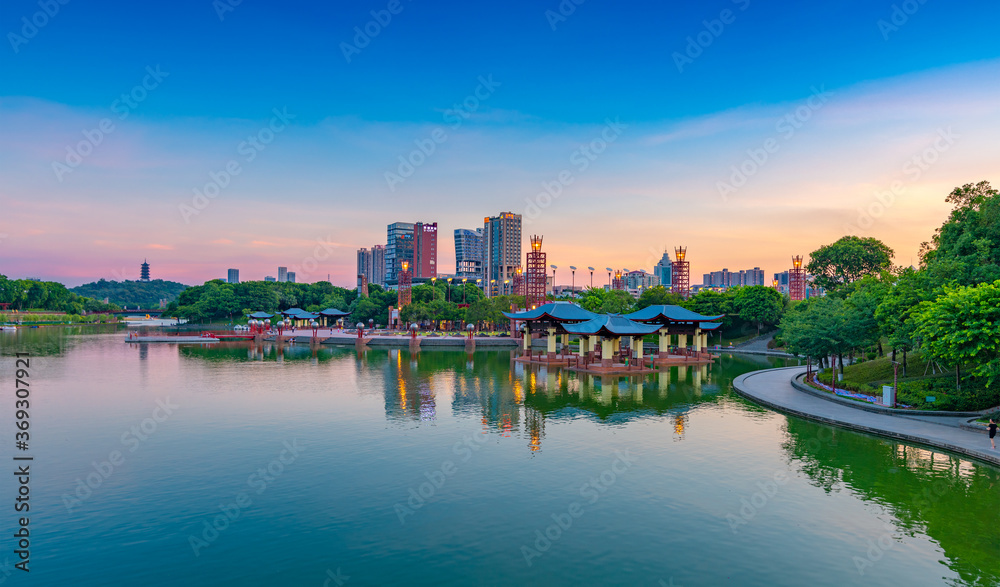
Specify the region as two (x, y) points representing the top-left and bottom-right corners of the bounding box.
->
(319, 308), (351, 327)
(562, 314), (662, 368)
(503, 302), (598, 359)
(623, 305), (723, 357)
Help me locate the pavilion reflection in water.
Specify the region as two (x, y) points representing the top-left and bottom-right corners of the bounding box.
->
(375, 348), (728, 452)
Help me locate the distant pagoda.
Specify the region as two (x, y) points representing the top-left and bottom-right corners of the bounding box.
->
(140, 259), (150, 282)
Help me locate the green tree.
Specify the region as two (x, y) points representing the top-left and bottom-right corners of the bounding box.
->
(733, 285), (783, 335)
(915, 280), (1000, 389)
(634, 286), (684, 310)
(780, 296), (856, 374)
(921, 180), (1000, 287)
(807, 236), (894, 291)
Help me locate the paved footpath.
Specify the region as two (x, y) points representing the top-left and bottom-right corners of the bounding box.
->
(734, 367), (1000, 468)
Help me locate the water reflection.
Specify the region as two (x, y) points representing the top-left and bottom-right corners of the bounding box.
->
(783, 418), (1000, 586)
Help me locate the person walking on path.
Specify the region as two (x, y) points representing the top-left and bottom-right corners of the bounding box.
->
(989, 419), (997, 450)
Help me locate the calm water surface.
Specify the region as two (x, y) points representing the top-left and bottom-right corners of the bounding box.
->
(0, 327), (997, 586)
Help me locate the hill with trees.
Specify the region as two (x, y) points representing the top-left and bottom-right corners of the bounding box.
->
(71, 279), (189, 308)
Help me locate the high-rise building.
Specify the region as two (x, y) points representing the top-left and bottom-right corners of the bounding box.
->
(484, 212), (522, 296)
(386, 222), (415, 282)
(264, 276), (276, 282)
(227, 268), (239, 284)
(287, 271), (296, 283)
(357, 248), (372, 283)
(413, 222), (438, 279)
(278, 266), (288, 283)
(371, 245), (386, 286)
(654, 250), (672, 288)
(704, 267), (765, 288)
(623, 270), (659, 293)
(357, 245), (388, 287)
(140, 259), (150, 282)
(454, 228), (485, 279)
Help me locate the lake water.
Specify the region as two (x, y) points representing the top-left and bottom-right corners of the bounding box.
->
(0, 327), (997, 586)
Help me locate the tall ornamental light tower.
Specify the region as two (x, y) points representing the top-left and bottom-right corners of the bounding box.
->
(525, 236), (547, 310)
(671, 247), (690, 298)
(789, 255), (807, 301)
(397, 261), (412, 307)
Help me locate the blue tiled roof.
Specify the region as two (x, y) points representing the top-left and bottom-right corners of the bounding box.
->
(562, 314), (663, 336)
(502, 302), (598, 322)
(247, 311), (275, 318)
(624, 305), (723, 323)
(319, 308), (351, 317)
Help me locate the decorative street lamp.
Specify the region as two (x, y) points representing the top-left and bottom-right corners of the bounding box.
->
(569, 266), (576, 296)
(467, 323), (475, 340)
(588, 267), (594, 289)
(606, 267), (613, 288)
(447, 277), (453, 302)
(550, 265), (557, 296)
(462, 278), (468, 303)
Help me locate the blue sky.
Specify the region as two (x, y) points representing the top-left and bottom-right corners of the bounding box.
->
(2, 0), (999, 285)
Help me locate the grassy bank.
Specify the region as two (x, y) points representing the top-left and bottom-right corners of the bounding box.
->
(816, 352), (998, 411)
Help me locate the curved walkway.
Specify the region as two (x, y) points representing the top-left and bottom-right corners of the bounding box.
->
(733, 367), (1000, 468)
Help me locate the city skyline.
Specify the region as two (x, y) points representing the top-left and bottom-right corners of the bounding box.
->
(2, 2), (998, 287)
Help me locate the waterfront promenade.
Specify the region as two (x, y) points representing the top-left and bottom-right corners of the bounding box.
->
(733, 367), (1000, 467)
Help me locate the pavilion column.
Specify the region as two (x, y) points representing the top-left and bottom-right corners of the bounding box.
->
(702, 333), (709, 350)
(523, 325), (531, 351)
(547, 328), (557, 359)
(658, 328), (669, 358)
(578, 335), (587, 358)
(601, 337), (613, 368)
(588, 336), (597, 361)
(678, 334), (688, 352)
(694, 328), (702, 352)
(561, 334), (569, 352)
(634, 337), (643, 361)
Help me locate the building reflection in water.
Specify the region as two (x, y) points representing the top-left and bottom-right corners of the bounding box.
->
(377, 351), (742, 454)
(383, 349), (437, 423)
